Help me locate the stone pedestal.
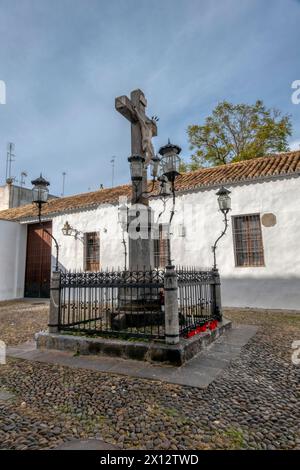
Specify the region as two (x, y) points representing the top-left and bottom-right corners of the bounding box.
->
(211, 268), (222, 321)
(127, 203), (153, 271)
(164, 265), (180, 345)
(116, 280), (163, 330)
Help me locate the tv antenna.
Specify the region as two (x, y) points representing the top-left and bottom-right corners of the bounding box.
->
(61, 172), (66, 196)
(6, 142), (15, 183)
(111, 156), (116, 187)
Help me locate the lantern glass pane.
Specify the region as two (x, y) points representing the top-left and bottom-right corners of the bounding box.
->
(32, 186), (49, 204)
(161, 152), (180, 179)
(130, 160), (143, 178)
(218, 194), (231, 211)
(40, 187), (49, 203)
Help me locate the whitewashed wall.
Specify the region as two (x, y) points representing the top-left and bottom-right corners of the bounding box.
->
(0, 220), (27, 300)
(151, 176), (300, 310)
(52, 204), (126, 271)
(0, 185), (9, 211)
(51, 176), (300, 310)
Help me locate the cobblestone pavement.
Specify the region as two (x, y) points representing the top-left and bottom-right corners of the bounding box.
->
(0, 299), (48, 346)
(0, 302), (299, 450)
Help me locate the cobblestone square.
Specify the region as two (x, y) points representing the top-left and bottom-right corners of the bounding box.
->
(0, 300), (299, 450)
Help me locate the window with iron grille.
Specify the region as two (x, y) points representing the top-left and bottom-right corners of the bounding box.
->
(153, 224), (170, 268)
(84, 232), (100, 271)
(232, 214), (265, 267)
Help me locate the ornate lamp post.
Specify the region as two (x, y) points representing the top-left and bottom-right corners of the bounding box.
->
(212, 186), (232, 269)
(158, 141), (182, 266)
(31, 174), (60, 271)
(126, 143), (181, 270)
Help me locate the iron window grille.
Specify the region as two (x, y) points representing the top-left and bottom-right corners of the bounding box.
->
(84, 232), (100, 271)
(153, 224), (170, 268)
(232, 214), (265, 267)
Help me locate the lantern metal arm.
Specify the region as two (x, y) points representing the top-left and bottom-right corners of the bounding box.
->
(212, 211), (229, 270)
(61, 221), (84, 240)
(167, 179), (177, 266)
(212, 186), (232, 270)
(135, 177), (156, 198)
(140, 175), (174, 201)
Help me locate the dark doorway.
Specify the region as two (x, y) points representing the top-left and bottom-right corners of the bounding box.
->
(24, 222), (52, 298)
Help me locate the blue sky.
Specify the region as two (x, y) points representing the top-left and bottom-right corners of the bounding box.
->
(0, 0), (299, 196)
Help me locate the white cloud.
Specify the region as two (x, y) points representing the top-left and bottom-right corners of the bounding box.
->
(289, 140), (300, 151)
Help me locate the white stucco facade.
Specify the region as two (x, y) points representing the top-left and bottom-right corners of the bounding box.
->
(46, 177), (300, 310)
(52, 204), (124, 271)
(48, 175), (300, 310)
(0, 173), (299, 309)
(0, 220), (27, 300)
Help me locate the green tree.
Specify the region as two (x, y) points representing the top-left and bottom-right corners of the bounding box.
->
(183, 100), (292, 171)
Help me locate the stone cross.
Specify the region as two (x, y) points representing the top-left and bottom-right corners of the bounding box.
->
(115, 89), (157, 270)
(115, 89), (157, 165)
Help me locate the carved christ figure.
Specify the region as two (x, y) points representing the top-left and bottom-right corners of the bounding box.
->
(133, 104), (156, 165)
(115, 89), (158, 165)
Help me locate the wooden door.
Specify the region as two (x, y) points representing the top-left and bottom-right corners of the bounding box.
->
(24, 222), (52, 298)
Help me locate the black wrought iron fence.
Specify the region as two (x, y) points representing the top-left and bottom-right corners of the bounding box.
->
(57, 267), (219, 340)
(177, 267), (218, 335)
(58, 269), (165, 339)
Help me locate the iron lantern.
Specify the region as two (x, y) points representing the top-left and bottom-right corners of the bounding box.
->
(158, 140), (181, 183)
(62, 221), (73, 236)
(128, 155), (145, 180)
(31, 174), (50, 206)
(158, 174), (171, 197)
(216, 186), (231, 214)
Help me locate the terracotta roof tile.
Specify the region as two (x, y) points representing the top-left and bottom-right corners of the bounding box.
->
(0, 150), (299, 221)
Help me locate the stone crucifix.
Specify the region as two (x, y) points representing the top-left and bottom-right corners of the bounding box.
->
(115, 88), (158, 166)
(115, 89), (157, 269)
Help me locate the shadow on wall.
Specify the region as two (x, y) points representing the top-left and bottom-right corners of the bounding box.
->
(221, 277), (300, 310)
